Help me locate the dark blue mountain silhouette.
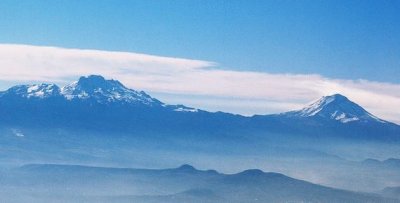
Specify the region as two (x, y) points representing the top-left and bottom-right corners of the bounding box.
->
(4, 163), (396, 203)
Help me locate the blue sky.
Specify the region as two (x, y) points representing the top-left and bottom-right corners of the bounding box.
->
(1, 0), (399, 83)
(0, 1), (399, 123)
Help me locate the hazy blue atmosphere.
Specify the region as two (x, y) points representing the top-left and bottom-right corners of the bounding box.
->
(0, 74), (399, 202)
(0, 1), (399, 202)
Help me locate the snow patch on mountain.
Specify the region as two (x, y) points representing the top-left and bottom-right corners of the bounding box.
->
(173, 105), (199, 112)
(5, 84), (61, 98)
(27, 84), (59, 98)
(331, 112), (360, 123)
(297, 96), (335, 117)
(173, 107), (198, 112)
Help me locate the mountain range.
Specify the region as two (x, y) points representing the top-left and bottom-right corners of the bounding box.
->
(0, 163), (397, 203)
(0, 75), (400, 201)
(0, 75), (398, 141)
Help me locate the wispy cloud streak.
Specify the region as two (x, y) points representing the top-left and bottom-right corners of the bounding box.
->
(0, 44), (399, 124)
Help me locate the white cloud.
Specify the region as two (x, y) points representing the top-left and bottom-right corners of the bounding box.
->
(0, 44), (399, 124)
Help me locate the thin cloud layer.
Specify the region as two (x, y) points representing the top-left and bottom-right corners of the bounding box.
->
(0, 44), (399, 124)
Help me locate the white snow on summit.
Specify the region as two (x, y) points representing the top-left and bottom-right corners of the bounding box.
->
(0, 75), (205, 114)
(282, 94), (387, 124)
(60, 75), (162, 106)
(296, 96), (335, 117)
(7, 84), (60, 98)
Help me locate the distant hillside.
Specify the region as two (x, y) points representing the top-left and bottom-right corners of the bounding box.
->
(0, 164), (395, 203)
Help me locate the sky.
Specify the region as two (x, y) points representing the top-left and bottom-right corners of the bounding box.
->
(0, 0), (399, 123)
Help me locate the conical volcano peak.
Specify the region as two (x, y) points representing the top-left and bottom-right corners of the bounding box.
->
(295, 94), (353, 117)
(325, 93), (349, 102)
(283, 94), (386, 124)
(329, 93), (347, 99)
(310, 94), (350, 109)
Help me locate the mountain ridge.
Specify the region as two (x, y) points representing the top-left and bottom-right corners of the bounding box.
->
(0, 75), (399, 199)
(0, 75), (396, 124)
(0, 75), (398, 141)
(8, 163), (398, 203)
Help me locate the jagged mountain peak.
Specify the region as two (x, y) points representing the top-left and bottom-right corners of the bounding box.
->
(283, 94), (386, 124)
(0, 75), (200, 111)
(76, 75), (125, 90)
(61, 75), (126, 96)
(60, 75), (162, 106)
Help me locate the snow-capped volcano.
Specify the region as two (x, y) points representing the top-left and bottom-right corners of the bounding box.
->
(60, 75), (162, 106)
(1, 75), (162, 106)
(0, 75), (199, 112)
(282, 94), (386, 124)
